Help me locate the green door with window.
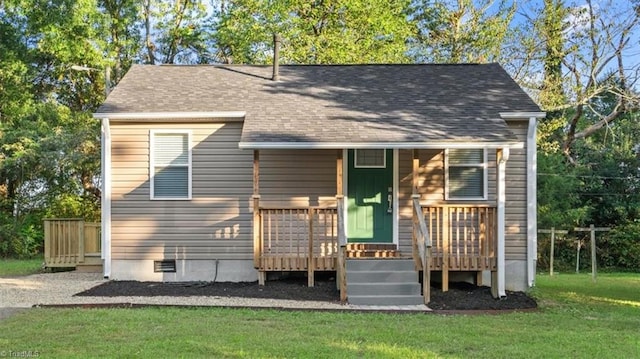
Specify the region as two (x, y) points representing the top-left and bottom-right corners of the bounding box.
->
(347, 149), (393, 242)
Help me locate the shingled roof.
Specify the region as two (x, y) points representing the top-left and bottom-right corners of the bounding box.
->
(96, 63), (542, 148)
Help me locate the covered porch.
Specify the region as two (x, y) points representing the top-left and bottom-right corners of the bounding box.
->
(249, 147), (510, 303)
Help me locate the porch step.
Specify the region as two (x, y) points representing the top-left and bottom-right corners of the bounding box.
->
(346, 258), (423, 306)
(346, 250), (400, 258)
(345, 243), (400, 258)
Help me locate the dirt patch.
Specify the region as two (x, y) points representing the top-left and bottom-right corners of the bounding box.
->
(77, 275), (536, 311)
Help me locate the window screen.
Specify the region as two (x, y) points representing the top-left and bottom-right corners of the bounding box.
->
(447, 149), (486, 199)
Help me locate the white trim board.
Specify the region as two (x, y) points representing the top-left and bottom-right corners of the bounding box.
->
(239, 141), (525, 150)
(94, 111), (246, 120)
(526, 117), (538, 287)
(499, 112), (546, 119)
(101, 118), (112, 278)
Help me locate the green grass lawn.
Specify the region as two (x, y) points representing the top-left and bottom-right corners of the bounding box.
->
(0, 257), (44, 277)
(1, 273), (639, 358)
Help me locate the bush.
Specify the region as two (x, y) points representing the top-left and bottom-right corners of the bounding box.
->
(538, 223), (640, 273)
(0, 214), (43, 258)
(598, 223), (640, 271)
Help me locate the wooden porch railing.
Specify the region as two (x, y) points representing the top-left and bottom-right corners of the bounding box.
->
(256, 206), (339, 286)
(422, 204), (497, 290)
(412, 196), (432, 304)
(44, 219), (101, 268)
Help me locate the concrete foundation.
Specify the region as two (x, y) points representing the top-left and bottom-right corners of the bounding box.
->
(483, 260), (528, 291)
(109, 259), (258, 282)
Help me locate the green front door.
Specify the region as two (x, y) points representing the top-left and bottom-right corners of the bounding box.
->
(347, 149), (393, 243)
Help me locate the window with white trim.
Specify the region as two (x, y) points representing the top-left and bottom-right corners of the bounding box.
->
(150, 130), (191, 200)
(445, 149), (487, 200)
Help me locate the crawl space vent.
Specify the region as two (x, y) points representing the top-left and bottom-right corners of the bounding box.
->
(154, 260), (176, 273)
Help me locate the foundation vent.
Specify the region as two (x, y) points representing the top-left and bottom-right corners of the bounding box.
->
(154, 260), (176, 273)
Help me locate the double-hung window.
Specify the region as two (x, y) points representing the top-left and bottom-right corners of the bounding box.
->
(150, 130), (191, 200)
(445, 149), (487, 200)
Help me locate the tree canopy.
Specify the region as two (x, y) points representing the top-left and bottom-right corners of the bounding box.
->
(1, 0), (639, 270)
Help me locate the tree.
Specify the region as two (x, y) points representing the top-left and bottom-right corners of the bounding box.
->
(513, 0), (640, 162)
(409, 0), (516, 63)
(0, 0), (105, 256)
(211, 0), (413, 64)
(142, 0), (211, 64)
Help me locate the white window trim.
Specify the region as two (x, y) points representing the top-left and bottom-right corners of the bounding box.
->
(354, 149), (387, 168)
(444, 148), (488, 201)
(149, 129), (192, 200)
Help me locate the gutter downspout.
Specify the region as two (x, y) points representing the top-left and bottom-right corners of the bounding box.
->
(101, 118), (112, 278)
(497, 148), (509, 297)
(526, 117), (538, 287)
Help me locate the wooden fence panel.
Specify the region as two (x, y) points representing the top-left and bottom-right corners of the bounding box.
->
(44, 219), (101, 268)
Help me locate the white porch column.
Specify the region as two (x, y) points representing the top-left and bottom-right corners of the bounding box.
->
(496, 148), (509, 297)
(101, 118), (112, 278)
(526, 116), (538, 287)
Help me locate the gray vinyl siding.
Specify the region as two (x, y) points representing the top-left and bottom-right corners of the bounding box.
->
(505, 120), (529, 261)
(398, 149), (443, 254)
(259, 150), (337, 207)
(110, 121), (254, 261)
(110, 123), (337, 261)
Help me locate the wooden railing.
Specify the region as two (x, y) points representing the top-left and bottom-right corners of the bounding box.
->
(257, 206), (339, 286)
(412, 196), (432, 304)
(422, 204), (496, 291)
(44, 219), (101, 268)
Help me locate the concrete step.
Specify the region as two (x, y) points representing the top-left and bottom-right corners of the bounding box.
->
(348, 282), (421, 296)
(345, 258), (423, 306)
(346, 259), (415, 272)
(348, 295), (424, 306)
(347, 270), (417, 283)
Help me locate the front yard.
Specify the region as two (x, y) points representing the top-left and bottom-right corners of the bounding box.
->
(1, 273), (638, 358)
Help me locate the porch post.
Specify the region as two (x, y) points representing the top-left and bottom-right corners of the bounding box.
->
(253, 150), (265, 285)
(336, 150), (347, 301)
(412, 150), (420, 267)
(494, 148), (509, 298)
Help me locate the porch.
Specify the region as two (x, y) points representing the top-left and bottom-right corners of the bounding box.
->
(44, 218), (103, 272)
(251, 148), (506, 304)
(253, 202), (497, 290)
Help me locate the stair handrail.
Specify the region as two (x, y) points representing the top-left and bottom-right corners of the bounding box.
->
(412, 196), (432, 304)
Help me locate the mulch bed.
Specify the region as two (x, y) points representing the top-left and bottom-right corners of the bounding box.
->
(76, 274), (537, 311)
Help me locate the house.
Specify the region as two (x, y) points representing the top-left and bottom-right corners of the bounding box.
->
(94, 62), (544, 305)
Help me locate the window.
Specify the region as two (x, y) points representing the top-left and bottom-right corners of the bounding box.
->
(355, 149), (386, 168)
(150, 131), (191, 199)
(445, 149), (487, 200)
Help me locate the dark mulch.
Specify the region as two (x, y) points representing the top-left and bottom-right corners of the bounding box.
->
(76, 275), (537, 311)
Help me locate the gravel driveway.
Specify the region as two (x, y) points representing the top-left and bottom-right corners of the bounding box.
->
(0, 271), (427, 315)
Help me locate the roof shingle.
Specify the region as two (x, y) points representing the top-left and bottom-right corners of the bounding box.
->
(97, 64), (542, 147)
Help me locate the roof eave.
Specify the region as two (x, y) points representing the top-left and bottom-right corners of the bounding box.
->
(238, 141), (525, 150)
(93, 111), (246, 120)
(499, 111), (546, 119)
